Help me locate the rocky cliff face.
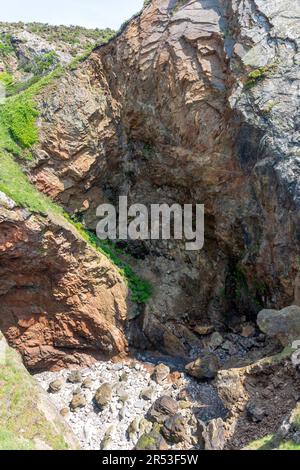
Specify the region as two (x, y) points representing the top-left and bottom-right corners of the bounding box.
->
(23, 0), (300, 356)
(0, 193), (128, 370)
(0, 0), (300, 452)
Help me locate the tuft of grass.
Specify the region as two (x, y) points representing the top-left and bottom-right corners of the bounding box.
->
(0, 152), (63, 214)
(66, 218), (152, 304)
(0, 66), (63, 155)
(278, 440), (300, 451)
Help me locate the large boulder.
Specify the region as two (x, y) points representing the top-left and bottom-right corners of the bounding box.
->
(257, 305), (300, 346)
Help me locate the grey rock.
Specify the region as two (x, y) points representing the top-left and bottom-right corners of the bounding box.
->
(151, 363), (170, 384)
(257, 305), (300, 346)
(246, 401), (268, 423)
(148, 396), (179, 424)
(161, 414), (188, 443)
(208, 332), (224, 350)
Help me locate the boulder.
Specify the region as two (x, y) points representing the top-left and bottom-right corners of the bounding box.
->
(140, 387), (155, 401)
(185, 354), (220, 380)
(208, 332), (224, 350)
(198, 418), (226, 450)
(94, 383), (112, 409)
(246, 401), (268, 423)
(81, 377), (93, 389)
(151, 363), (170, 384)
(257, 305), (300, 346)
(67, 371), (82, 384)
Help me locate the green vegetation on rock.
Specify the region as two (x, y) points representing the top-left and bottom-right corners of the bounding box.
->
(0, 343), (69, 450)
(245, 64), (277, 89)
(66, 219), (152, 304)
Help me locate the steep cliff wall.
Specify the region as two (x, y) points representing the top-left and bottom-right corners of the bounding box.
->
(22, 0), (300, 357)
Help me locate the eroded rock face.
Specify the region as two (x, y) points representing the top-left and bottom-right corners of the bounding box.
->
(0, 204), (128, 370)
(19, 0), (300, 354)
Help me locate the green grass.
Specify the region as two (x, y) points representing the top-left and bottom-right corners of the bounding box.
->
(0, 152), (62, 214)
(243, 434), (274, 450)
(0, 347), (69, 450)
(245, 65), (277, 89)
(0, 66), (63, 156)
(66, 218), (152, 304)
(69, 44), (95, 70)
(278, 440), (300, 450)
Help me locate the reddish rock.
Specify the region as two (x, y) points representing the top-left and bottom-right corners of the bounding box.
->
(0, 206), (128, 370)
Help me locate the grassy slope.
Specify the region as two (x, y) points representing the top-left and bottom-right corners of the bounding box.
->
(0, 341), (69, 450)
(0, 66), (151, 303)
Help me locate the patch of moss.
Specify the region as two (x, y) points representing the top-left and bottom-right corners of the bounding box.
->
(278, 440), (300, 450)
(243, 434), (274, 450)
(135, 432), (158, 450)
(245, 64), (277, 89)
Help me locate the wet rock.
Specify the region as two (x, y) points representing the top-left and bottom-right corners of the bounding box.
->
(135, 430), (168, 451)
(70, 393), (86, 411)
(208, 332), (224, 350)
(48, 379), (63, 393)
(148, 396), (179, 424)
(185, 354), (220, 380)
(257, 305), (300, 346)
(162, 414), (188, 443)
(151, 363), (170, 384)
(246, 401), (268, 423)
(67, 371), (82, 384)
(94, 383), (112, 409)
